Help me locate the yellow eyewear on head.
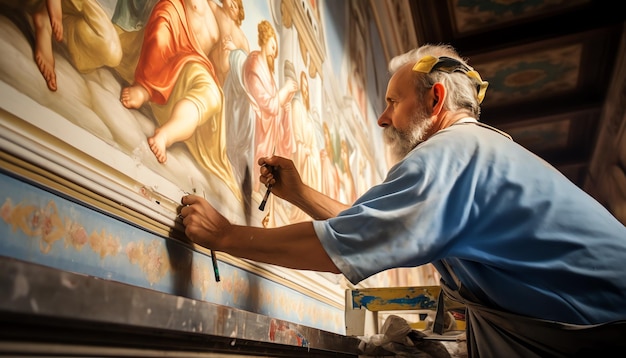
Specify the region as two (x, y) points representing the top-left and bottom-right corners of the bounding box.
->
(412, 55), (488, 104)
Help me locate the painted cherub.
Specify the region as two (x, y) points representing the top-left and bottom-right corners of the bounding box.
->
(119, 0), (241, 200)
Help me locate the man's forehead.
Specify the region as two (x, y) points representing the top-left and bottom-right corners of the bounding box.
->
(387, 65), (414, 94)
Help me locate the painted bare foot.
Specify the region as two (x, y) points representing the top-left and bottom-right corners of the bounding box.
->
(32, 9), (57, 91)
(147, 129), (168, 163)
(121, 85), (149, 109)
(46, 0), (63, 42)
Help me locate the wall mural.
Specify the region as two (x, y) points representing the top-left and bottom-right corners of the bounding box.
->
(0, 0), (439, 328)
(0, 0), (388, 227)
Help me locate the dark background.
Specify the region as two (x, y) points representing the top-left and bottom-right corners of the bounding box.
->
(409, 0), (625, 188)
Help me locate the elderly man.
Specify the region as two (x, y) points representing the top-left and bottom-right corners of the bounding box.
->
(180, 43), (626, 356)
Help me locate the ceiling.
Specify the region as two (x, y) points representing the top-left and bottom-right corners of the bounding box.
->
(407, 0), (625, 188)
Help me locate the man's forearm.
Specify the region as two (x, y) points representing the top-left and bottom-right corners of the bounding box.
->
(212, 221), (340, 273)
(289, 185), (350, 220)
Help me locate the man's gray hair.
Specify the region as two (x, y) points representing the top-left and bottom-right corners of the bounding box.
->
(389, 44), (483, 119)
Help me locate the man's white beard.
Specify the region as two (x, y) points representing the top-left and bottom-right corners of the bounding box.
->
(383, 112), (432, 163)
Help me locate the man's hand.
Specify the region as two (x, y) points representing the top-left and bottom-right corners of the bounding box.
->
(258, 155), (350, 220)
(258, 155), (304, 202)
(180, 193), (341, 274)
(180, 194), (230, 250)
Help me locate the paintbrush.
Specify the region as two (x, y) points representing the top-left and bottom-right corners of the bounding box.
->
(203, 190), (220, 282)
(258, 182), (272, 211)
(258, 146), (275, 211)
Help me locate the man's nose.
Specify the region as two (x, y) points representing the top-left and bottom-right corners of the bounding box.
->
(377, 108), (391, 127)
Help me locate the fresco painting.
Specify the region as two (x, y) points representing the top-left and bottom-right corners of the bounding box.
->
(0, 0), (387, 227)
(0, 0), (439, 329)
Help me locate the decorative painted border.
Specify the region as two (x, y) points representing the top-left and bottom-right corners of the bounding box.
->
(0, 169), (345, 334)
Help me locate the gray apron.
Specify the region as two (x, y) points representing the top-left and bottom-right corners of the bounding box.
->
(437, 260), (626, 357)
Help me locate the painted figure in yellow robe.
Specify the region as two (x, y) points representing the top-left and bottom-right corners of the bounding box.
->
(120, 0), (241, 202)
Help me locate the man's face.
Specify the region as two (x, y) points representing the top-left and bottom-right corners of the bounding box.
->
(379, 64), (433, 162)
(383, 106), (432, 163)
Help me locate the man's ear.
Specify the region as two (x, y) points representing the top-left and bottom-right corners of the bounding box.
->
(432, 83), (445, 115)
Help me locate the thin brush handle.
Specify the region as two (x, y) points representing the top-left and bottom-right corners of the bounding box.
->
(202, 191), (220, 282)
(211, 250), (220, 282)
(258, 184), (272, 211)
(259, 147), (275, 211)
